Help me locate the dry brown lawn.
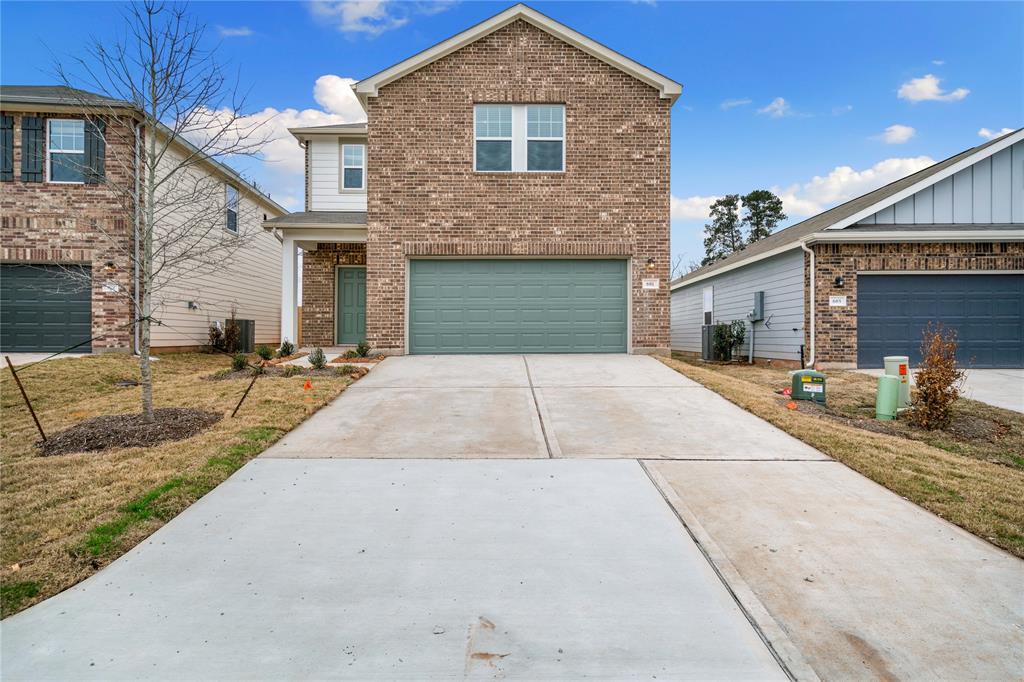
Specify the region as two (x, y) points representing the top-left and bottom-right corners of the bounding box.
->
(660, 355), (1024, 558)
(1, 353), (352, 617)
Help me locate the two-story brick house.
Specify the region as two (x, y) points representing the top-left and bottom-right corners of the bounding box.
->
(265, 4), (681, 355)
(1, 86), (287, 353)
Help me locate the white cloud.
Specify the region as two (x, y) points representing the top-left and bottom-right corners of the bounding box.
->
(217, 26), (253, 38)
(310, 0), (454, 36)
(897, 74), (969, 102)
(877, 124), (916, 144)
(757, 97), (792, 118)
(720, 98), (752, 111)
(671, 195), (722, 220)
(832, 104), (853, 116)
(312, 75), (365, 120)
(772, 156), (935, 218)
(978, 127), (1015, 140)
(932, 59), (945, 66)
(185, 75), (367, 207)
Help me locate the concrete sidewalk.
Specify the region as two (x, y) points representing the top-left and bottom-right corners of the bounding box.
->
(1, 459), (786, 681)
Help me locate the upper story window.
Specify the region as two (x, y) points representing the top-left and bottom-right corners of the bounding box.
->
(225, 184), (239, 233)
(474, 104), (564, 173)
(48, 119), (86, 183)
(341, 143), (365, 190)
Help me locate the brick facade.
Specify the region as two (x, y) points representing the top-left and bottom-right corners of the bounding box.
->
(301, 242), (367, 346)
(0, 111), (137, 351)
(805, 241), (1024, 365)
(363, 19), (672, 354)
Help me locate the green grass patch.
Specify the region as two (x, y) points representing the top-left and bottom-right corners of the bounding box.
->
(1, 581), (40, 618)
(77, 427), (282, 560)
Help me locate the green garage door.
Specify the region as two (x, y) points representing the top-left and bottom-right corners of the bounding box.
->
(1, 264), (92, 352)
(409, 259), (628, 354)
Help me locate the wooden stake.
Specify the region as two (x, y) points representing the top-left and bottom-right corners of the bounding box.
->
(231, 369), (261, 418)
(5, 356), (46, 442)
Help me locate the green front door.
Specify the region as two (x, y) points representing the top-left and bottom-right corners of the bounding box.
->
(336, 267), (366, 345)
(409, 259), (628, 354)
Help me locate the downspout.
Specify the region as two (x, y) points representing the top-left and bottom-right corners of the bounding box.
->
(799, 240), (815, 368)
(133, 120), (142, 355)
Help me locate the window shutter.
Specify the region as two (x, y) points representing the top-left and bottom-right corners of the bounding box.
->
(84, 117), (106, 184)
(0, 115), (12, 182)
(20, 116), (45, 182)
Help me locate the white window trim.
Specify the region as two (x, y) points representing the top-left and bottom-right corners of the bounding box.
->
(340, 143), (366, 191)
(474, 104), (564, 173)
(225, 183), (239, 234)
(46, 118), (86, 185)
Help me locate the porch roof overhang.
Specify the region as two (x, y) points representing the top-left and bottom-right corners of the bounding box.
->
(263, 211), (367, 249)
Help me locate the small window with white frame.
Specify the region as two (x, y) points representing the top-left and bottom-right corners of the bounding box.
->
(474, 105), (513, 172)
(225, 183), (239, 234)
(702, 286), (714, 325)
(341, 143), (365, 190)
(526, 105), (564, 171)
(48, 119), (86, 183)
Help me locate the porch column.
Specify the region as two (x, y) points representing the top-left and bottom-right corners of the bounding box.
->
(280, 236), (298, 345)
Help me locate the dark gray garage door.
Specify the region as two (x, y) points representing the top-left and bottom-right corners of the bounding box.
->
(1, 264), (92, 352)
(409, 259), (628, 354)
(857, 274), (1024, 368)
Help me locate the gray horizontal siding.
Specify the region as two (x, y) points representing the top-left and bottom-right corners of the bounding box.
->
(859, 140), (1024, 225)
(671, 248), (805, 362)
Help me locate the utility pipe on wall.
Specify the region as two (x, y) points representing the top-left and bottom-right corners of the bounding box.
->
(799, 240), (815, 368)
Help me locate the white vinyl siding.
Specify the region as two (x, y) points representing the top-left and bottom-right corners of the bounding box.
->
(672, 249), (805, 362)
(857, 141), (1024, 225)
(309, 138), (367, 211)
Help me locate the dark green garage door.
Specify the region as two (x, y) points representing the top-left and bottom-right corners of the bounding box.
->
(409, 259), (628, 354)
(857, 274), (1024, 368)
(1, 264), (92, 352)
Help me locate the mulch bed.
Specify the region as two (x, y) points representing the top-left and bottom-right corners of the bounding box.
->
(206, 365), (364, 381)
(38, 407), (222, 456)
(329, 354), (384, 364)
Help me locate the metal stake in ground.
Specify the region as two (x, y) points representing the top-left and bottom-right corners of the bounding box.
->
(231, 369), (261, 418)
(5, 355), (46, 442)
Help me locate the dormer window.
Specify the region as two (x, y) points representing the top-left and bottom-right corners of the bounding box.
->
(475, 104), (564, 173)
(341, 143), (365, 190)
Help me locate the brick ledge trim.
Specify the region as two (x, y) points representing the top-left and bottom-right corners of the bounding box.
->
(402, 241), (633, 257)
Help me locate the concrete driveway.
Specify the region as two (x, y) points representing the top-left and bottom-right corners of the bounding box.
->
(4, 354), (1021, 680)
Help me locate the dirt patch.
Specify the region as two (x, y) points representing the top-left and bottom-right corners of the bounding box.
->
(38, 408), (222, 456)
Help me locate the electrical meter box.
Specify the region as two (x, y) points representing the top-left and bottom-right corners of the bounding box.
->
(791, 369), (826, 403)
(751, 291), (765, 322)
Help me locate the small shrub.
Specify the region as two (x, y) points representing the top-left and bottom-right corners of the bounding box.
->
(335, 364), (359, 376)
(278, 340), (295, 358)
(282, 364), (302, 378)
(355, 340), (371, 357)
(909, 322), (965, 430)
(343, 349), (359, 359)
(255, 345), (273, 361)
(231, 353), (248, 371)
(208, 324), (225, 352)
(223, 309), (241, 353)
(308, 347), (327, 370)
(712, 320), (746, 361)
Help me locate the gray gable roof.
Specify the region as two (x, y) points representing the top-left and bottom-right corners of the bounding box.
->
(263, 211), (367, 228)
(0, 85), (130, 108)
(671, 129), (1022, 288)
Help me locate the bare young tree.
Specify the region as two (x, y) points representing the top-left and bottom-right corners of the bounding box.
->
(54, 1), (270, 422)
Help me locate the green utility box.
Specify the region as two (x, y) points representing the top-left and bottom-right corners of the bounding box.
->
(791, 369), (827, 404)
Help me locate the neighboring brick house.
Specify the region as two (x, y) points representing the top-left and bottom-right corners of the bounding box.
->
(265, 4), (681, 355)
(670, 130), (1024, 369)
(0, 86), (287, 353)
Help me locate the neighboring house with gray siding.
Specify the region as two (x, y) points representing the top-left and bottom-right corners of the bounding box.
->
(671, 129), (1024, 369)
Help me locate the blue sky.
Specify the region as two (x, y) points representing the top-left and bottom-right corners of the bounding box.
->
(3, 1), (1021, 269)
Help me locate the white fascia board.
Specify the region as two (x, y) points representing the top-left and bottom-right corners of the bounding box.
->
(669, 242), (804, 290)
(805, 229), (1024, 243)
(825, 129), (1024, 232)
(353, 4), (682, 103)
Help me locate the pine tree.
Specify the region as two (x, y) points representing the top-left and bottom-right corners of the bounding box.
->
(741, 189), (787, 243)
(701, 194), (744, 266)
